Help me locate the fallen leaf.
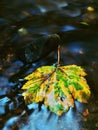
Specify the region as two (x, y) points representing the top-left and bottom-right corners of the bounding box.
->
(83, 109), (89, 116)
(22, 64), (91, 115)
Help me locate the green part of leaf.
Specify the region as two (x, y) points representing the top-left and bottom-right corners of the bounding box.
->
(69, 82), (83, 90)
(56, 104), (64, 111)
(57, 70), (68, 87)
(28, 84), (40, 92)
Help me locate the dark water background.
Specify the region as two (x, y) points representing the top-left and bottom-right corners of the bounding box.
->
(0, 0), (98, 130)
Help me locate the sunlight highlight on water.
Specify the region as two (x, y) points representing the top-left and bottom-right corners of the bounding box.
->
(61, 25), (76, 32)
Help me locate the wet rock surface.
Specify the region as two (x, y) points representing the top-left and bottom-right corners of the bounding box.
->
(0, 0), (98, 130)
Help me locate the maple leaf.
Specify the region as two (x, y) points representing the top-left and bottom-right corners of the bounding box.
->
(21, 46), (91, 115)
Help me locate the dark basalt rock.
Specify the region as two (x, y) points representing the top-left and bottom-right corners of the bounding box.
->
(16, 34), (60, 63)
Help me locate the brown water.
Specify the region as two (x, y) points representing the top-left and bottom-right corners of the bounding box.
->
(0, 0), (98, 130)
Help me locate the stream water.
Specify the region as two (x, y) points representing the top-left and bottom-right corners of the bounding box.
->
(0, 0), (98, 130)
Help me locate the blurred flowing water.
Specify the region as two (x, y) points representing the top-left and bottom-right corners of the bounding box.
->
(0, 0), (98, 130)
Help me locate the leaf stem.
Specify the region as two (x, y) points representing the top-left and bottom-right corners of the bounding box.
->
(58, 45), (61, 66)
